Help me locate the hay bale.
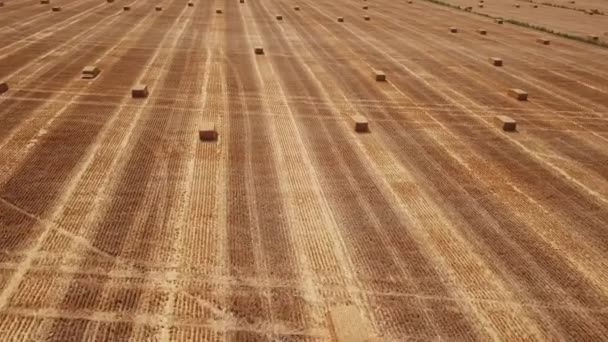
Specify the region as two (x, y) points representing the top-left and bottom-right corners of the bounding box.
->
(240, 0), (244, 3)
(489, 57), (503, 66)
(495, 18), (503, 24)
(51, 6), (61, 11)
(364, 15), (370, 20)
(327, 306), (374, 341)
(450, 27), (458, 33)
(187, 2), (193, 6)
(254, 46), (264, 55)
(362, 5), (368, 9)
(508, 88), (528, 101)
(0, 82), (8, 95)
(478, 4), (484, 7)
(374, 70), (386, 82)
(496, 115), (517, 131)
(353, 116), (369, 133)
(478, 29), (487, 35)
(533, 4), (538, 8)
(216, 8), (222, 13)
(276, 15), (283, 20)
(294, 6), (299, 10)
(589, 35), (599, 41)
(515, 4), (520, 8)
(155, 6), (162, 11)
(82, 66), (101, 79)
(199, 122), (218, 141)
(536, 37), (550, 45)
(123, 6), (130, 10)
(408, 0), (413, 3)
(106, 0), (113, 3)
(337, 17), (344, 22)
(132, 84), (149, 98)
(0, 1), (4, 6)
(41, 0), (50, 4)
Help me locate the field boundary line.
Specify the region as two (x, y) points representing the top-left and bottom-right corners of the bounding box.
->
(418, 0), (608, 48)
(368, 2), (608, 126)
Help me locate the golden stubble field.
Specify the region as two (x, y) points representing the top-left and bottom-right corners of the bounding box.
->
(0, 0), (607, 340)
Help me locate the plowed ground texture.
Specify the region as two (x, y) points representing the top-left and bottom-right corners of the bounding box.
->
(0, 0), (607, 340)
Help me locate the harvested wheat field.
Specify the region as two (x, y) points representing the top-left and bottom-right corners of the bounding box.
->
(0, 0), (608, 340)
(443, 0), (608, 38)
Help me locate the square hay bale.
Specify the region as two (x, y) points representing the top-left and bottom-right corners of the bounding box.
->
(536, 37), (550, 45)
(0, 82), (8, 95)
(353, 116), (369, 133)
(276, 15), (283, 20)
(132, 84), (149, 98)
(589, 35), (599, 41)
(508, 88), (528, 101)
(51, 6), (61, 11)
(41, 0), (50, 4)
(495, 18), (503, 24)
(106, 0), (113, 3)
(123, 6), (130, 10)
(82, 66), (101, 79)
(362, 5), (368, 9)
(496, 115), (517, 131)
(364, 15), (370, 20)
(408, 0), (413, 3)
(216, 8), (222, 13)
(0, 1), (4, 6)
(478, 29), (487, 35)
(533, 4), (538, 8)
(294, 6), (299, 10)
(464, 6), (472, 11)
(478, 4), (484, 7)
(155, 6), (162, 11)
(254, 46), (264, 55)
(489, 57), (503, 66)
(337, 17), (344, 22)
(240, 0), (244, 3)
(450, 27), (458, 33)
(327, 306), (374, 341)
(187, 2), (193, 6)
(515, 4), (520, 8)
(199, 122), (218, 141)
(374, 70), (386, 82)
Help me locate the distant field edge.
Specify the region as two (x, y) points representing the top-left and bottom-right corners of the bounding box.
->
(420, 0), (608, 49)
